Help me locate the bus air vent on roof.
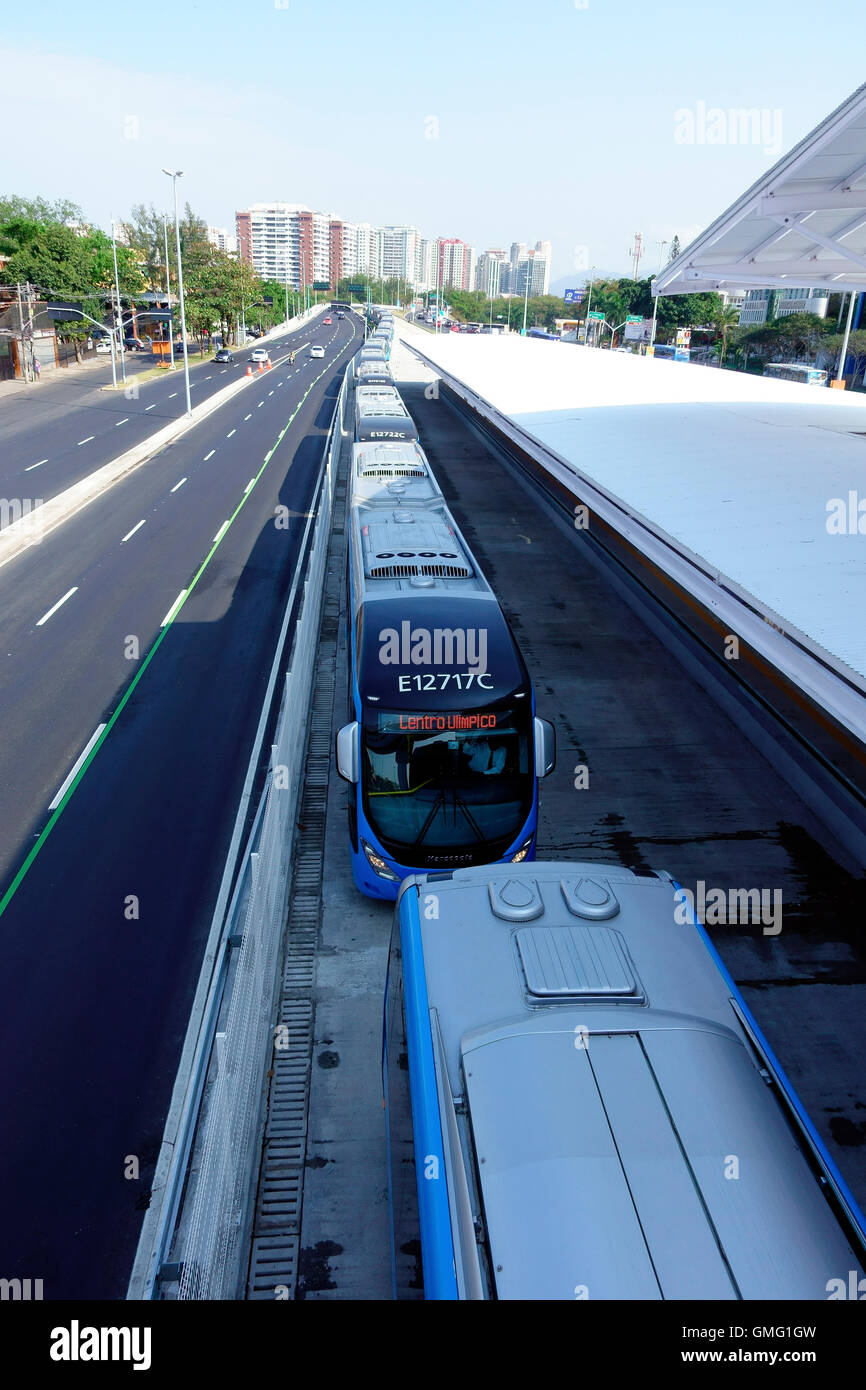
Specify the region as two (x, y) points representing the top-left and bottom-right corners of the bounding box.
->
(488, 877), (543, 921)
(560, 876), (620, 920)
(515, 925), (643, 1000)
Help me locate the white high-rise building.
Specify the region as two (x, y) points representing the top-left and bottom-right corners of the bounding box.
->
(515, 250), (548, 297)
(207, 226), (239, 257)
(381, 225), (421, 290)
(476, 248), (508, 296)
(534, 240), (552, 294)
(415, 238), (435, 293)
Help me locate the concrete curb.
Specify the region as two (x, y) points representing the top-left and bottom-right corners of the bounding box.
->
(0, 308), (325, 574)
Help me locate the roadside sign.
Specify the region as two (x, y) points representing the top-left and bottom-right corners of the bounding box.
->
(625, 316), (654, 342)
(564, 288), (586, 304)
(676, 327), (692, 346)
(313, 281), (330, 291)
(588, 310), (604, 321)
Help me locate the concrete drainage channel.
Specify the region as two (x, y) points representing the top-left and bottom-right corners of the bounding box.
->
(245, 459), (347, 1299)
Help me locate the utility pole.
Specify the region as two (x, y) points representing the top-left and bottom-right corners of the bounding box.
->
(111, 220), (128, 383)
(16, 282), (32, 383)
(163, 168), (192, 417)
(163, 217), (175, 369)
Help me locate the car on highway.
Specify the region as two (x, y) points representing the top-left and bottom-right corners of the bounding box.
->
(214, 348), (235, 364)
(123, 337), (148, 352)
(95, 340), (114, 354)
(324, 316), (332, 325)
(337, 312), (345, 320)
(249, 347), (270, 363)
(310, 344), (325, 358)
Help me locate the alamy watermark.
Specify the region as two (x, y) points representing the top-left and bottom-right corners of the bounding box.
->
(826, 492), (866, 534)
(674, 102), (783, 159)
(378, 622), (488, 673)
(675, 880), (783, 936)
(0, 497), (44, 545)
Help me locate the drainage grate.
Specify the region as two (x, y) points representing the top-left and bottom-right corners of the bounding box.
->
(245, 429), (349, 1300)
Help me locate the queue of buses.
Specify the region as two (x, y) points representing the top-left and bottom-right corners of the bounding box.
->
(336, 309), (556, 900)
(333, 309), (866, 1301)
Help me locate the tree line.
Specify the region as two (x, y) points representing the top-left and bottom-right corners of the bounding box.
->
(0, 193), (305, 361)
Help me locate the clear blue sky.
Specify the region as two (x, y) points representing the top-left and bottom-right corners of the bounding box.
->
(3, 0), (863, 282)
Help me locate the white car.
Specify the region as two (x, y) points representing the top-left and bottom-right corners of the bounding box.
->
(249, 346), (270, 363)
(95, 340), (114, 354)
(310, 345), (325, 359)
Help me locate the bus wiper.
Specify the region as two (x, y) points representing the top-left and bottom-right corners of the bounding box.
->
(413, 789), (484, 847)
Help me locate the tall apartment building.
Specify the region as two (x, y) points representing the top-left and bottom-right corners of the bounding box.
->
(415, 238), (435, 293)
(476, 248), (508, 296)
(514, 249), (549, 298)
(206, 226), (239, 256)
(235, 203), (332, 287)
(534, 240), (552, 294)
(437, 237), (476, 291)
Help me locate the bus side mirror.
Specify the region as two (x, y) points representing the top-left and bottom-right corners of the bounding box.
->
(534, 718), (556, 778)
(336, 722), (360, 783)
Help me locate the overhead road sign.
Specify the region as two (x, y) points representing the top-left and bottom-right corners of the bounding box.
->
(655, 80), (866, 297)
(588, 310), (605, 321)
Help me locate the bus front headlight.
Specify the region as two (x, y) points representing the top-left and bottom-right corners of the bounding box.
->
(362, 839), (400, 881)
(510, 838), (533, 863)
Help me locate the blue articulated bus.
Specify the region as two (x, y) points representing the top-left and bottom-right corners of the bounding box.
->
(336, 482), (555, 900)
(384, 862), (866, 1299)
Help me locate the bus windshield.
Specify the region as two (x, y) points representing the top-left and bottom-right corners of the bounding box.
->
(362, 706), (532, 851)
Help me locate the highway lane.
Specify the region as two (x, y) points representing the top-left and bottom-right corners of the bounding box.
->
(0, 309), (337, 505)
(0, 314), (358, 1297)
(0, 312), (358, 888)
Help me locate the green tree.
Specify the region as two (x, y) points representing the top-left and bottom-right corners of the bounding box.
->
(119, 203), (172, 290)
(0, 193), (84, 226)
(712, 304), (741, 366)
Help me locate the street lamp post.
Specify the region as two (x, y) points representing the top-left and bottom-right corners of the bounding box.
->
(649, 240), (669, 354)
(522, 257), (531, 334)
(110, 219), (127, 384)
(836, 289), (857, 385)
(163, 217), (175, 370)
(162, 168), (192, 417)
(584, 266), (596, 346)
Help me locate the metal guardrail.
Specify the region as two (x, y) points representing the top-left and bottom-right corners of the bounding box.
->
(128, 357), (349, 1300)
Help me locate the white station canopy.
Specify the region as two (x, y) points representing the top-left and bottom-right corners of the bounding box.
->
(655, 81), (866, 296)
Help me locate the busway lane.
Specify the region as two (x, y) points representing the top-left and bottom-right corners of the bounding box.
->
(0, 308), (342, 504)
(0, 317), (357, 1298)
(292, 372), (866, 1298)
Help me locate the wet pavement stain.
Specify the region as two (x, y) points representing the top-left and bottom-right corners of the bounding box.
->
(296, 1239), (342, 1299)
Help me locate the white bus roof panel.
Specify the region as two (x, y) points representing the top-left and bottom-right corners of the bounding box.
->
(408, 863), (865, 1299)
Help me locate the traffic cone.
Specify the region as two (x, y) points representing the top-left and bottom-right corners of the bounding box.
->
(266, 359), (272, 370)
(246, 364), (252, 376)
(258, 361), (264, 373)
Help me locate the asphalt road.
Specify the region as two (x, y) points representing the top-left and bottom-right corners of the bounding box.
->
(0, 311), (360, 1298)
(0, 311), (335, 505)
